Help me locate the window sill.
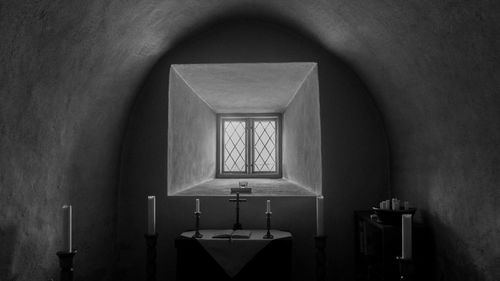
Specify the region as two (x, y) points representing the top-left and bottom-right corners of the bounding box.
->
(170, 178), (317, 197)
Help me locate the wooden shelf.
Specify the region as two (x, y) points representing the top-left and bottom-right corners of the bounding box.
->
(354, 211), (401, 281)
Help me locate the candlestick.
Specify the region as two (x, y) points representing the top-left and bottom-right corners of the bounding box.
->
(145, 233), (158, 281)
(195, 198), (200, 213)
(147, 196), (156, 235)
(396, 256), (415, 280)
(315, 235), (327, 281)
(263, 212), (273, 239)
(56, 250), (77, 281)
(402, 214), (412, 259)
(62, 205), (72, 252)
(316, 196), (324, 236)
(192, 212), (203, 238)
(266, 200), (271, 213)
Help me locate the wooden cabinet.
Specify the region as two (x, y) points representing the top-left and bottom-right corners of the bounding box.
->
(354, 211), (402, 281)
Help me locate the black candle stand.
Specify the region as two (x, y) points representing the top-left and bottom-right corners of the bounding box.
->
(314, 236), (327, 281)
(56, 250), (77, 281)
(192, 211), (203, 238)
(145, 233), (158, 281)
(263, 212), (274, 239)
(396, 256), (415, 280)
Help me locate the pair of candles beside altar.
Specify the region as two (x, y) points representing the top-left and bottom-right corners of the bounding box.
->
(145, 196), (326, 236)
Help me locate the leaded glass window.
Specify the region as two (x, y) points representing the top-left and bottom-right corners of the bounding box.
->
(217, 114), (281, 178)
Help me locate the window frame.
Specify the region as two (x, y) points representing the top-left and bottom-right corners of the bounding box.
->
(216, 113), (282, 178)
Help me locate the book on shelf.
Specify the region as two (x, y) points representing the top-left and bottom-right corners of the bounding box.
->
(212, 230), (252, 239)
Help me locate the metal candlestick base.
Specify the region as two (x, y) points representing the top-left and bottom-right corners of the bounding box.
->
(263, 212), (274, 239)
(145, 233), (158, 281)
(396, 256), (414, 280)
(193, 212), (203, 238)
(56, 250), (77, 281)
(315, 236), (327, 281)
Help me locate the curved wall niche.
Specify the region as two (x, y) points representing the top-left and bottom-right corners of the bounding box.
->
(167, 63), (322, 196)
(118, 18), (389, 281)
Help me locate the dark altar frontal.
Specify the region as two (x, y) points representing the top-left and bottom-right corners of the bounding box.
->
(175, 229), (292, 281)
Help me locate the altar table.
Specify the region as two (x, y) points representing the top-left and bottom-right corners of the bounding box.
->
(175, 229), (292, 281)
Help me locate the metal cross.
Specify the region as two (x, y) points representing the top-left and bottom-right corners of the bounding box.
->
(229, 192), (247, 230)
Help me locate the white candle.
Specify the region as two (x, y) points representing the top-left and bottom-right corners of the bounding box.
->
(402, 214), (412, 259)
(62, 205), (72, 252)
(195, 198), (200, 213)
(147, 196), (156, 235)
(316, 196), (324, 236)
(266, 200), (271, 213)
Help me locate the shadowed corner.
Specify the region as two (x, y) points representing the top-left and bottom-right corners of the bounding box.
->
(0, 224), (19, 281)
(420, 210), (492, 281)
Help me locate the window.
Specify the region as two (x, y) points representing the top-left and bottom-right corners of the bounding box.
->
(217, 114), (282, 178)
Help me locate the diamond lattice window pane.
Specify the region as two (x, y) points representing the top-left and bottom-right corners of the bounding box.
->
(223, 120), (246, 172)
(253, 120), (276, 172)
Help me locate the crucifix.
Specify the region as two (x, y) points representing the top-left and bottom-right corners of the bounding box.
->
(229, 192), (246, 230)
(229, 182), (252, 230)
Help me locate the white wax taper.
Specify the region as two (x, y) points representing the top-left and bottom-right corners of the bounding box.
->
(62, 205), (72, 252)
(402, 214), (412, 259)
(195, 198), (200, 213)
(266, 200), (271, 213)
(147, 196), (156, 235)
(316, 196), (324, 236)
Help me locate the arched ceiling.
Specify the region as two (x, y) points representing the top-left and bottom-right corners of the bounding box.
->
(0, 0), (499, 280)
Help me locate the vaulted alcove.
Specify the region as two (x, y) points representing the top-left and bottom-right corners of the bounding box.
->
(118, 18), (389, 281)
(167, 63), (321, 196)
(2, 1), (498, 281)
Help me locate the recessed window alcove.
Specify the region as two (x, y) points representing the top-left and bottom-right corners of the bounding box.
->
(168, 63), (322, 196)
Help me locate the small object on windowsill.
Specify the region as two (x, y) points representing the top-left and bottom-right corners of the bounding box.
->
(231, 186), (252, 194)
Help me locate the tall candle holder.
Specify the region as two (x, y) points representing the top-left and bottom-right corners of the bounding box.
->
(263, 212), (274, 239)
(396, 256), (414, 280)
(56, 250), (77, 281)
(314, 236), (327, 281)
(192, 211), (203, 238)
(145, 233), (158, 281)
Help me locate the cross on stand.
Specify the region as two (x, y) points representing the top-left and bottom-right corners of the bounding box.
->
(229, 192), (247, 230)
